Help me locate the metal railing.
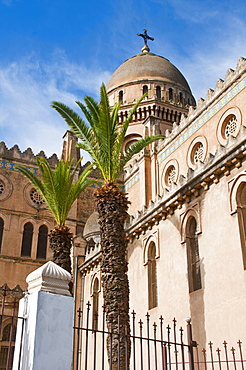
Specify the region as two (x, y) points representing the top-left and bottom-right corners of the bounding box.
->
(74, 302), (246, 370)
(194, 340), (246, 370)
(74, 302), (195, 370)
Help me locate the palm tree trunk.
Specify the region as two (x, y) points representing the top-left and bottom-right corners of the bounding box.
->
(95, 183), (130, 369)
(49, 225), (73, 274)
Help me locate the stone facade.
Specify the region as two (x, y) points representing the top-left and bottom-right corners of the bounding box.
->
(78, 50), (246, 351)
(2, 45), (246, 364)
(0, 137), (95, 366)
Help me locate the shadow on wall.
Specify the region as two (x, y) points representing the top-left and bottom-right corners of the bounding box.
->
(189, 258), (206, 349)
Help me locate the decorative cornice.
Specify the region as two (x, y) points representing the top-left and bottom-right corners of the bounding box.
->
(126, 132), (246, 239)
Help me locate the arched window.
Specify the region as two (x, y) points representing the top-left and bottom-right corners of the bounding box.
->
(119, 90), (123, 103)
(2, 323), (16, 342)
(143, 85), (148, 95)
(0, 217), (4, 252)
(92, 278), (99, 331)
(156, 86), (161, 99)
(179, 92), (183, 104)
(36, 225), (48, 259)
(186, 217), (202, 292)
(168, 88), (173, 100)
(148, 242), (157, 309)
(21, 222), (33, 257)
(236, 183), (246, 269)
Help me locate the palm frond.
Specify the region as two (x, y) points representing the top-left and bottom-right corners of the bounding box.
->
(16, 158), (94, 226)
(117, 135), (165, 176)
(52, 83), (165, 184)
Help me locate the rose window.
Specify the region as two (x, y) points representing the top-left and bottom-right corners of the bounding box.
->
(224, 115), (237, 138)
(30, 189), (45, 205)
(0, 181), (4, 195)
(193, 144), (204, 164)
(167, 166), (176, 185)
(167, 166), (176, 186)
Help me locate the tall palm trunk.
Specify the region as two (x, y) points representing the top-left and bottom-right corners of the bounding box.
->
(49, 225), (73, 273)
(95, 183), (130, 369)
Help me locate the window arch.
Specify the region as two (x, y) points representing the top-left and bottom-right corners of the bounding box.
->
(217, 107), (241, 146)
(168, 88), (173, 100)
(21, 222), (33, 257)
(92, 277), (99, 331)
(186, 217), (202, 293)
(2, 323), (16, 342)
(236, 182), (246, 269)
(0, 217), (4, 252)
(143, 85), (148, 95)
(36, 225), (48, 259)
(119, 90), (123, 103)
(148, 242), (157, 309)
(156, 86), (161, 99)
(187, 136), (207, 170)
(179, 92), (183, 104)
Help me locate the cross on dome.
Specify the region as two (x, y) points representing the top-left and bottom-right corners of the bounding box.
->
(137, 29), (154, 53)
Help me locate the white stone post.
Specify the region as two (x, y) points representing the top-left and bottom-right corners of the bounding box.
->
(13, 261), (74, 370)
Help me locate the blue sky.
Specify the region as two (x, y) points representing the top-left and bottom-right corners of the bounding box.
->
(0, 0), (246, 157)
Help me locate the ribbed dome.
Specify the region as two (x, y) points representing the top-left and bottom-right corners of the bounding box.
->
(107, 52), (192, 93)
(83, 211), (99, 238)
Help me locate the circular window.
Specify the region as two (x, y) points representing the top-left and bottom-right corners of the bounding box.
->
(187, 136), (207, 170)
(30, 189), (45, 206)
(217, 107), (241, 146)
(192, 143), (204, 164)
(166, 165), (177, 186)
(0, 175), (12, 201)
(223, 115), (237, 139)
(24, 183), (47, 209)
(0, 181), (5, 195)
(123, 134), (142, 153)
(162, 160), (179, 189)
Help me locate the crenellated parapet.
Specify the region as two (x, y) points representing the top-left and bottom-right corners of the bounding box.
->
(0, 141), (58, 166)
(157, 57), (246, 161)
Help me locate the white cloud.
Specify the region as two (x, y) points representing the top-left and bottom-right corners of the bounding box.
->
(0, 52), (111, 157)
(180, 17), (246, 100)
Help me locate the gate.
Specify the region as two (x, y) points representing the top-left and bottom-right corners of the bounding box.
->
(0, 285), (25, 370)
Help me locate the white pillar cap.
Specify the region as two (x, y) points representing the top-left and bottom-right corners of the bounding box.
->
(26, 261), (72, 296)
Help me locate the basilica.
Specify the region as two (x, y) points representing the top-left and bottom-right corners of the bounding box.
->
(1, 38), (246, 363)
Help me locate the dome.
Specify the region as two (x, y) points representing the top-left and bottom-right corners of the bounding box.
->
(107, 52), (192, 93)
(83, 211), (100, 238)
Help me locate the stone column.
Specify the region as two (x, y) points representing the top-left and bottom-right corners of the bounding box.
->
(13, 261), (73, 370)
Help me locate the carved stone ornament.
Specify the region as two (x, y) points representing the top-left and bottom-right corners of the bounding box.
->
(26, 261), (72, 296)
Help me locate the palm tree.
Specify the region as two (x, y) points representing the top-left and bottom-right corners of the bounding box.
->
(51, 83), (165, 368)
(17, 157), (94, 274)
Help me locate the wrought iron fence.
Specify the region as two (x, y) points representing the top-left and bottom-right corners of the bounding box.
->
(74, 302), (195, 370)
(0, 286), (25, 370)
(193, 340), (246, 370)
(74, 302), (246, 370)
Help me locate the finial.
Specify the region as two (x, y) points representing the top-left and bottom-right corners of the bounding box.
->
(137, 29), (154, 53)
